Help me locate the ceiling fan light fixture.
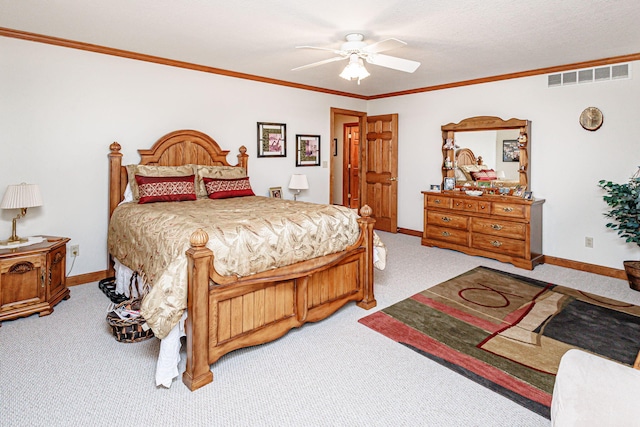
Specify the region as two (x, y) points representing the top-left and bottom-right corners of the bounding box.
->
(339, 54), (370, 84)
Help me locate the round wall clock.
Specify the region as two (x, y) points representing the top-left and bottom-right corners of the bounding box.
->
(579, 107), (603, 131)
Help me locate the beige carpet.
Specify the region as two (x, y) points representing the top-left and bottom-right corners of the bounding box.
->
(2, 232), (639, 426)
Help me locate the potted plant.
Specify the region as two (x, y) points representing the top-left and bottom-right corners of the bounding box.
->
(598, 167), (640, 290)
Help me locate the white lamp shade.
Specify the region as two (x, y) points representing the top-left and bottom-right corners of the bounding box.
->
(0, 183), (43, 209)
(288, 174), (309, 191)
(497, 171), (506, 179)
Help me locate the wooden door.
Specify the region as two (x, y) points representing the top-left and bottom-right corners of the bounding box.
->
(342, 123), (360, 209)
(362, 114), (398, 233)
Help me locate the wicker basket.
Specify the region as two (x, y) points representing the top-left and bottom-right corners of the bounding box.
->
(98, 277), (128, 304)
(624, 261), (640, 291)
(106, 273), (154, 343)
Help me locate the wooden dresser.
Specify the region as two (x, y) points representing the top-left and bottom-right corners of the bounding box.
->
(421, 192), (544, 269)
(0, 236), (70, 325)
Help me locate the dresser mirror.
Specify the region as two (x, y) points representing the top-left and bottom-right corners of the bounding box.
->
(441, 116), (531, 192)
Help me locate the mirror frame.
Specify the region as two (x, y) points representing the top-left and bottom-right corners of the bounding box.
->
(441, 116), (530, 190)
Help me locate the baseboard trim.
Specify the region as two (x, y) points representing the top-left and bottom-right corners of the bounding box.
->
(67, 270), (109, 287)
(543, 256), (626, 280)
(65, 242), (628, 287)
(397, 228), (627, 280)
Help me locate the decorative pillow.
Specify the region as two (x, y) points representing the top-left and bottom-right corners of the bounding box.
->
(470, 169), (497, 181)
(126, 164), (196, 201)
(203, 177), (255, 199)
(458, 164), (482, 181)
(135, 174), (197, 204)
(454, 167), (468, 182)
(194, 165), (247, 198)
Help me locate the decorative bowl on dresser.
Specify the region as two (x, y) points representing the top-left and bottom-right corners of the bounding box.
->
(421, 192), (544, 270)
(0, 236), (70, 325)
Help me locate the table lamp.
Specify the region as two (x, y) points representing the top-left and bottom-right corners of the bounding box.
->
(0, 183), (43, 245)
(288, 174), (309, 201)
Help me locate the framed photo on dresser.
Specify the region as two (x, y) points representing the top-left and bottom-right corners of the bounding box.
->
(443, 177), (456, 191)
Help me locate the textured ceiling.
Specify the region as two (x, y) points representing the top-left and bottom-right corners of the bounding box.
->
(2, 0), (640, 97)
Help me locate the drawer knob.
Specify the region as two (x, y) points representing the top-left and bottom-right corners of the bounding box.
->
(491, 224), (503, 230)
(441, 231), (451, 237)
(466, 204), (472, 208)
(441, 216), (451, 222)
(490, 240), (503, 247)
(434, 199), (441, 204)
(502, 207), (514, 212)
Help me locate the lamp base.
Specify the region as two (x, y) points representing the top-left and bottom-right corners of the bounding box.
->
(0, 236), (28, 246)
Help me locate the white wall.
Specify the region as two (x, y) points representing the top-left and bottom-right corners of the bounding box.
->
(0, 37), (366, 277)
(368, 69), (640, 269)
(2, 35), (639, 277)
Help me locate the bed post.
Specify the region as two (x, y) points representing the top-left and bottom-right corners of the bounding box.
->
(107, 142), (123, 277)
(237, 145), (248, 172)
(183, 229), (214, 391)
(357, 204), (377, 309)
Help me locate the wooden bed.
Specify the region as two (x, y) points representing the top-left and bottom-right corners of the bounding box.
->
(107, 129), (376, 391)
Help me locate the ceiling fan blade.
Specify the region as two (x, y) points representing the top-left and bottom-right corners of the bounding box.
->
(362, 38), (406, 54)
(295, 45), (343, 55)
(366, 53), (420, 73)
(291, 56), (347, 71)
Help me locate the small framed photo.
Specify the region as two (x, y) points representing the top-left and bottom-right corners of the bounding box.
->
(443, 177), (456, 191)
(430, 184), (441, 191)
(523, 191), (533, 200)
(269, 187), (282, 198)
(257, 122), (286, 157)
(296, 134), (321, 166)
(502, 139), (520, 162)
(513, 185), (526, 197)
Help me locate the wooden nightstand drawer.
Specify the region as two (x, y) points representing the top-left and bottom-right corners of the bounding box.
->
(426, 226), (468, 246)
(471, 218), (526, 240)
(426, 211), (468, 230)
(0, 254), (46, 314)
(471, 233), (526, 258)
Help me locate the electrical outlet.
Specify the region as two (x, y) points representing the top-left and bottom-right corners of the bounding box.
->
(70, 245), (79, 257)
(585, 237), (593, 248)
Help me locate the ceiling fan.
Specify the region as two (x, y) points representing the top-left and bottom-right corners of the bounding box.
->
(292, 33), (421, 84)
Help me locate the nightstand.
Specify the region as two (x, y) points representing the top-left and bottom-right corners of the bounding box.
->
(0, 236), (70, 325)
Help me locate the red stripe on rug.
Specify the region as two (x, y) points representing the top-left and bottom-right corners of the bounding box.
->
(411, 293), (507, 333)
(359, 311), (551, 407)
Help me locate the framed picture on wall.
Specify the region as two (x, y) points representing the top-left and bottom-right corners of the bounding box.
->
(502, 139), (520, 162)
(296, 134), (321, 166)
(257, 122), (286, 157)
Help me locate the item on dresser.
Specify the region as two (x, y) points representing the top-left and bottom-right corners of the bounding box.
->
(421, 191), (544, 270)
(465, 190), (483, 196)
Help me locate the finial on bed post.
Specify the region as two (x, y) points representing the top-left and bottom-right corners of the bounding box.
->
(237, 145), (248, 173)
(357, 204), (376, 310)
(184, 228), (214, 391)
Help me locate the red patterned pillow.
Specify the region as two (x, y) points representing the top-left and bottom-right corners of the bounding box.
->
(470, 169), (497, 181)
(135, 175), (197, 204)
(203, 177), (255, 199)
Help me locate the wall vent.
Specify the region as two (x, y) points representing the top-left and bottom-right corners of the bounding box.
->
(548, 63), (630, 87)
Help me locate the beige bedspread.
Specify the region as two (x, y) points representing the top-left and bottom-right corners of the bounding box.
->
(108, 196), (361, 338)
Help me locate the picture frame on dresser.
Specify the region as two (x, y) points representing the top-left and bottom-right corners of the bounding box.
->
(443, 177), (455, 191)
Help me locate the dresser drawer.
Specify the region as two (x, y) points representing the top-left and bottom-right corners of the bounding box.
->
(426, 211), (468, 230)
(471, 233), (526, 258)
(471, 218), (526, 240)
(491, 202), (527, 219)
(426, 226), (468, 246)
(427, 195), (452, 209)
(452, 198), (478, 213)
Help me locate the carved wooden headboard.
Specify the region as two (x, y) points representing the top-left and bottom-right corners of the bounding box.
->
(108, 129), (248, 219)
(455, 148), (483, 167)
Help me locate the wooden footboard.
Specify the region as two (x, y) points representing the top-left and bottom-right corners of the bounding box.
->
(183, 207), (376, 391)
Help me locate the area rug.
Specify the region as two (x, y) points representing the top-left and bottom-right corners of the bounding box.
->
(359, 266), (640, 419)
